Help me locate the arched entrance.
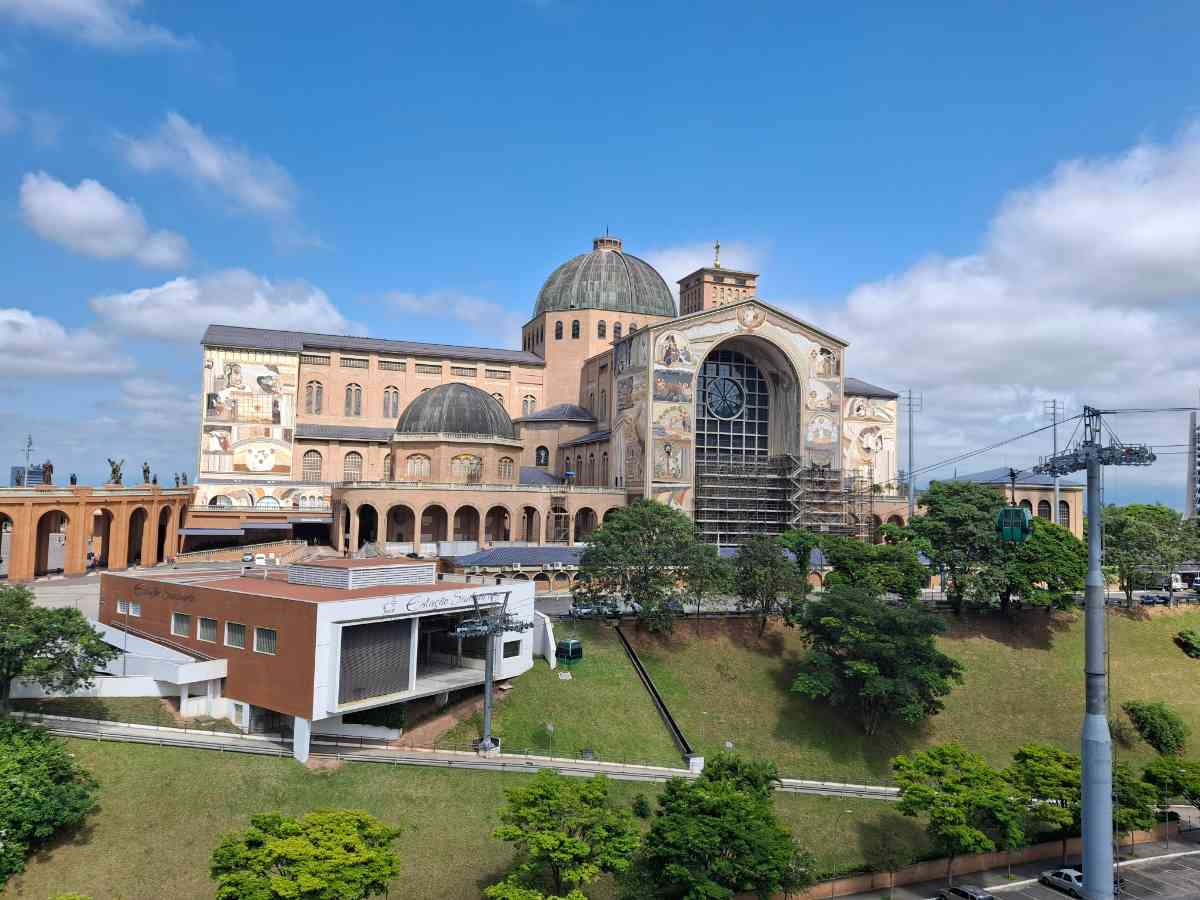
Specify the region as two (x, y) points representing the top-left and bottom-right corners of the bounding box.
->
(386, 505), (415, 543)
(871, 514), (883, 544)
(34, 509), (69, 576)
(356, 505), (379, 548)
(603, 508), (619, 523)
(91, 508), (114, 568)
(521, 506), (541, 543)
(0, 512), (13, 579)
(156, 506), (172, 564)
(127, 507), (148, 567)
(453, 506), (480, 543)
(552, 572), (571, 591)
(420, 505), (447, 544)
(548, 504), (570, 543)
(886, 514), (904, 527)
(533, 572), (551, 593)
(485, 506), (511, 543)
(573, 508), (597, 542)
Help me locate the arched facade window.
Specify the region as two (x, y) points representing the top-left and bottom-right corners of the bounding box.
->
(1058, 500), (1070, 527)
(535, 446), (549, 467)
(598, 321), (606, 339)
(600, 452), (608, 485)
(522, 395), (536, 416)
(1037, 499), (1052, 519)
(304, 380), (323, 414)
(575, 454), (583, 477)
(383, 453), (393, 481)
(613, 323), (622, 340)
(587, 391), (594, 412)
(1019, 499), (1033, 513)
(342, 451), (363, 482)
(599, 389), (606, 416)
(451, 454), (482, 484)
(571, 319), (580, 339)
(406, 454), (431, 480)
(383, 386), (400, 418)
(498, 456), (514, 480)
(256, 496), (281, 509)
(302, 449), (323, 482)
(554, 321), (563, 340)
(587, 453), (595, 484)
(209, 495), (233, 507)
(630, 322), (638, 332)
(344, 384), (362, 417)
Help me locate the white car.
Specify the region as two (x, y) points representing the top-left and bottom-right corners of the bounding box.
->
(254, 553), (267, 566)
(241, 552), (254, 563)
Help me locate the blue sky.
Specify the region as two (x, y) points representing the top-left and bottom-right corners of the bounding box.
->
(1, 1), (1199, 503)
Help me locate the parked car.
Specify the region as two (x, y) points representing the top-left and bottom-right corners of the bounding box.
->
(241, 552), (254, 563)
(1041, 868), (1084, 896)
(254, 553), (267, 566)
(937, 885), (996, 900)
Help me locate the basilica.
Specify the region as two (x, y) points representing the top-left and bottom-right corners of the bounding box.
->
(186, 236), (905, 563)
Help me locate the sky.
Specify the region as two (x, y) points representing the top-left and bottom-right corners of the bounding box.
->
(1, 1), (1198, 505)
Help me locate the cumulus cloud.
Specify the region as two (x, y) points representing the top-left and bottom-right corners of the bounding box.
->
(120, 112), (297, 217)
(385, 290), (523, 349)
(115, 376), (197, 433)
(793, 123), (1200, 505)
(89, 268), (362, 342)
(20, 172), (189, 267)
(643, 239), (767, 302)
(0, 0), (188, 50)
(0, 307), (133, 376)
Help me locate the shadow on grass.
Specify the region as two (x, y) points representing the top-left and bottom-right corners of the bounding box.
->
(939, 607), (1076, 651)
(855, 814), (930, 871)
(28, 813), (98, 867)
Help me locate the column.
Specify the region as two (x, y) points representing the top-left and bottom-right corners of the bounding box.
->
(65, 506), (88, 576)
(293, 717), (312, 763)
(109, 507), (129, 572)
(179, 682), (188, 716)
(146, 506), (161, 566)
(348, 507), (359, 555)
(9, 506), (34, 582)
(408, 617), (419, 691)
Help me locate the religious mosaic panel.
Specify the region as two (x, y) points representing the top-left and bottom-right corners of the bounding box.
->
(200, 349), (299, 480)
(842, 395), (898, 486)
(653, 369), (693, 403)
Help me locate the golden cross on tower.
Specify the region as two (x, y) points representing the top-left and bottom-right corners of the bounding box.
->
(713, 239), (721, 269)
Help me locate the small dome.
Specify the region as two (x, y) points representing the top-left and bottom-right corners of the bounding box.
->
(396, 383), (516, 440)
(534, 235), (676, 318)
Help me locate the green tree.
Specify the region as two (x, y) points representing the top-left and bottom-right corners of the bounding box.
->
(973, 518), (1087, 614)
(863, 828), (915, 900)
(683, 540), (734, 619)
(0, 720), (101, 885)
(893, 744), (1027, 883)
(790, 584), (963, 734)
(777, 528), (821, 598)
(210, 809), (402, 900)
(1004, 744), (1081, 861)
(819, 534), (928, 602)
(908, 481), (1004, 613)
(1113, 762), (1159, 846)
(1122, 700), (1190, 755)
(574, 500), (695, 631)
(1143, 756), (1200, 814)
(0, 585), (119, 712)
(1104, 504), (1200, 606)
(733, 534), (801, 636)
(487, 771), (639, 899)
(621, 753), (815, 900)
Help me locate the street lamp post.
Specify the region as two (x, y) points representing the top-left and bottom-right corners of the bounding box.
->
(546, 722), (555, 759)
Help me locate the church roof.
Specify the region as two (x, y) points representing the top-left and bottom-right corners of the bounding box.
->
(395, 383), (516, 440)
(844, 377), (898, 399)
(513, 403), (597, 424)
(533, 236), (676, 318)
(952, 467), (1082, 488)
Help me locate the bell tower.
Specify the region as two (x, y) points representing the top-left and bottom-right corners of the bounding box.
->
(677, 240), (758, 315)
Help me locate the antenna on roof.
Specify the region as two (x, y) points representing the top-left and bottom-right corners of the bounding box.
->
(713, 239), (721, 269)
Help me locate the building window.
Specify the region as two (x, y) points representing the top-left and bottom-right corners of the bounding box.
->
(491, 392), (504, 404)
(415, 363), (442, 375)
(630, 322), (638, 332)
(340, 356), (369, 369)
(535, 446), (549, 467)
(600, 452), (608, 485)
(571, 319), (580, 339)
(302, 449), (323, 482)
(256, 496), (281, 509)
(451, 454), (482, 484)
(1058, 500), (1070, 527)
(198, 617), (217, 643)
(1037, 499), (1052, 519)
(209, 495), (233, 507)
(117, 598), (128, 614)
(344, 384), (362, 417)
(587, 391), (594, 412)
(254, 627), (278, 655)
(598, 321), (606, 339)
(485, 369), (510, 380)
(613, 323), (622, 340)
(300, 353), (330, 366)
(599, 389), (606, 414)
(503, 640), (521, 659)
(378, 359), (406, 371)
(130, 602), (141, 617)
(383, 386), (400, 418)
(522, 395), (536, 416)
(171, 612), (191, 637)
(225, 621), (246, 649)
(588, 453), (596, 484)
(343, 451), (363, 482)
(450, 366), (477, 377)
(498, 456), (514, 480)
(554, 321), (563, 340)
(304, 380), (323, 414)
(383, 453), (393, 481)
(406, 454), (431, 479)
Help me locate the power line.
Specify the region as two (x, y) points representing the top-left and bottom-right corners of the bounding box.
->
(908, 414), (1083, 480)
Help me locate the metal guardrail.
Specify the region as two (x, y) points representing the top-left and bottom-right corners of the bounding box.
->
(176, 539), (306, 562)
(613, 625), (694, 760)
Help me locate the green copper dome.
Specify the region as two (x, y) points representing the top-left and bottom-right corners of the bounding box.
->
(534, 236), (676, 318)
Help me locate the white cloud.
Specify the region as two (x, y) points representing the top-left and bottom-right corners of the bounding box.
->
(19, 171), (189, 268)
(90, 268), (362, 342)
(384, 290), (522, 349)
(115, 376), (197, 433)
(0, 307), (133, 376)
(643, 240), (767, 301)
(120, 112), (297, 217)
(0, 0), (188, 50)
(792, 123), (1200, 506)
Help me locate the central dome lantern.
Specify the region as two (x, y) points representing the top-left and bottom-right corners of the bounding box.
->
(533, 235), (676, 318)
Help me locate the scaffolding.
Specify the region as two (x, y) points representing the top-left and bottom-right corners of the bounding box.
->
(693, 455), (875, 546)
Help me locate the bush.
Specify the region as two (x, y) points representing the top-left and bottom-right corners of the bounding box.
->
(1111, 715), (1137, 749)
(631, 794), (652, 818)
(1123, 701), (1190, 755)
(1176, 629), (1200, 659)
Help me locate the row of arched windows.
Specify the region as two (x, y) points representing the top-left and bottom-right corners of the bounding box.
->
(535, 320), (639, 344)
(305, 381), (528, 419)
(302, 448), (517, 483)
(1019, 498), (1071, 527)
(563, 451), (609, 485)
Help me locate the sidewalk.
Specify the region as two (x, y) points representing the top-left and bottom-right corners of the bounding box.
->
(838, 831), (1200, 900)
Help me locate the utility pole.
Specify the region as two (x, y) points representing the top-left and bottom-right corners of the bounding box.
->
(1035, 407), (1154, 900)
(901, 391), (923, 519)
(1043, 400), (1064, 522)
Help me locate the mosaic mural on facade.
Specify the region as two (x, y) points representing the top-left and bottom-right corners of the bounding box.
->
(842, 395), (898, 486)
(653, 369), (693, 403)
(655, 332), (696, 370)
(652, 438), (689, 483)
(201, 350), (299, 481)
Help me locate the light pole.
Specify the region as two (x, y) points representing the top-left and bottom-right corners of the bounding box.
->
(546, 722), (555, 759)
(829, 806), (854, 898)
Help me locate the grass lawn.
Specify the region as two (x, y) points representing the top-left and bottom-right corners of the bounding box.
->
(442, 622), (683, 767)
(629, 606), (1200, 783)
(9, 696), (241, 733)
(2, 739), (908, 899)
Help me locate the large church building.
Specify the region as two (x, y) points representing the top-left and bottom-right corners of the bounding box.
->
(185, 236), (903, 556)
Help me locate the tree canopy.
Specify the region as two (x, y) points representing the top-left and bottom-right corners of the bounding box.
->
(1105, 504), (1200, 605)
(733, 534), (801, 635)
(0, 720), (101, 886)
(818, 534), (928, 602)
(1143, 756), (1200, 814)
(210, 809), (402, 900)
(790, 584), (963, 734)
(621, 753), (815, 900)
(683, 540), (734, 618)
(486, 771), (639, 899)
(574, 500), (696, 631)
(908, 481), (1004, 612)
(0, 585), (119, 712)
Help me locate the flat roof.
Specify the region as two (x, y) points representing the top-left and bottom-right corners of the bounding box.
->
(201, 574), (466, 604)
(295, 557), (434, 569)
